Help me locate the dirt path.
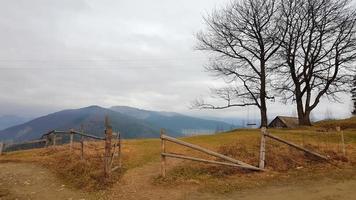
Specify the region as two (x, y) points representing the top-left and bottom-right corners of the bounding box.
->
(0, 162), (93, 200)
(186, 175), (356, 200)
(1, 161), (356, 200)
(108, 161), (197, 200)
(108, 160), (356, 200)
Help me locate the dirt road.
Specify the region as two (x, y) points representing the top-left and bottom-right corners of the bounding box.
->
(0, 162), (94, 200)
(108, 161), (197, 200)
(187, 177), (356, 200)
(1, 162), (356, 200)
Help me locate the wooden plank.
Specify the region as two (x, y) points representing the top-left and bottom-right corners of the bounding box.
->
(161, 135), (263, 171)
(12, 139), (47, 145)
(70, 130), (105, 140)
(162, 153), (265, 170)
(160, 129), (166, 177)
(259, 127), (267, 169)
(265, 133), (328, 160)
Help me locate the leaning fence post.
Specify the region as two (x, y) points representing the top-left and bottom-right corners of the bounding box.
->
(259, 127), (267, 169)
(0, 142), (4, 155)
(336, 126), (346, 157)
(104, 116), (113, 180)
(160, 129), (166, 177)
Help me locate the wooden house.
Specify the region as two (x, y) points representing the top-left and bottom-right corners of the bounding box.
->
(268, 116), (299, 128)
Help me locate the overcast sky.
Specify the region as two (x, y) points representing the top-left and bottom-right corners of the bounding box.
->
(0, 0), (353, 121)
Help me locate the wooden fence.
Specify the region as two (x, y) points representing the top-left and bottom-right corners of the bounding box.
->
(0, 116), (122, 179)
(160, 127), (338, 177)
(160, 129), (264, 177)
(258, 127), (329, 169)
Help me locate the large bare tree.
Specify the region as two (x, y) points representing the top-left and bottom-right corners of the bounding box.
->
(353, 75), (356, 115)
(194, 0), (286, 127)
(275, 0), (356, 125)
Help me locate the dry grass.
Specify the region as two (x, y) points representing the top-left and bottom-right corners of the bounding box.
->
(154, 122), (356, 193)
(315, 116), (356, 130)
(1, 117), (356, 193)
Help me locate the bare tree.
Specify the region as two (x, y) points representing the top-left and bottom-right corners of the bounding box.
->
(194, 0), (286, 127)
(353, 75), (356, 115)
(275, 0), (356, 125)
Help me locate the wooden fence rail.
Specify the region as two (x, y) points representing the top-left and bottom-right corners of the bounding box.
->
(258, 127), (329, 169)
(265, 133), (329, 160)
(160, 130), (264, 177)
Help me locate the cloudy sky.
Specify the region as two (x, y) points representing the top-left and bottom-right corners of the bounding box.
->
(0, 0), (353, 121)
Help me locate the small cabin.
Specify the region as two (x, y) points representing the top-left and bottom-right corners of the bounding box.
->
(268, 116), (299, 128)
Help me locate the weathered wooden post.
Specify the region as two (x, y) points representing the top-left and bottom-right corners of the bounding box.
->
(80, 136), (84, 160)
(259, 127), (267, 169)
(118, 131), (122, 168)
(336, 126), (346, 157)
(45, 136), (49, 147)
(104, 116), (113, 179)
(69, 129), (74, 152)
(53, 133), (57, 146)
(0, 142), (4, 155)
(160, 129), (166, 177)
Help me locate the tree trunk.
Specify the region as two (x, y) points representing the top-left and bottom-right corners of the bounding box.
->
(260, 60), (268, 128)
(260, 103), (268, 127)
(295, 91), (312, 126)
(299, 110), (312, 126)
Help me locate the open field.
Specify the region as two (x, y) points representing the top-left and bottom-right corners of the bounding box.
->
(1, 118), (356, 199)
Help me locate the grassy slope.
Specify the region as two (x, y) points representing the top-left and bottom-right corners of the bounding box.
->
(0, 118), (356, 193)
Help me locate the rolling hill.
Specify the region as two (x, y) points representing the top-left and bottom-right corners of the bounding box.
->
(0, 115), (30, 130)
(0, 105), (233, 142)
(0, 106), (162, 142)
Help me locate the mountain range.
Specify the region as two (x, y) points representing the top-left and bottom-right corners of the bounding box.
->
(0, 105), (235, 142)
(0, 115), (30, 130)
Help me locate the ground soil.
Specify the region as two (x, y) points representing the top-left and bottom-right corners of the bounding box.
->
(2, 162), (355, 200)
(107, 160), (198, 200)
(0, 162), (95, 200)
(187, 176), (356, 200)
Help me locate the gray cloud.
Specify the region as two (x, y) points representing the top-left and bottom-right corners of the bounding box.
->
(0, 0), (352, 120)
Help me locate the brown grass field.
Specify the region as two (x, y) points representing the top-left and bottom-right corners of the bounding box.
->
(0, 117), (356, 199)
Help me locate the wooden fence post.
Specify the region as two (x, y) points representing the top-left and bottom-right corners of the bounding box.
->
(45, 136), (49, 148)
(160, 129), (166, 177)
(80, 136), (84, 160)
(118, 131), (122, 168)
(336, 126), (346, 157)
(0, 142), (4, 155)
(70, 129), (74, 152)
(53, 134), (57, 146)
(104, 116), (113, 179)
(259, 127), (267, 169)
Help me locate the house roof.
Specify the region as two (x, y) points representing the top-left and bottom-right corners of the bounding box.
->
(270, 116), (299, 128)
